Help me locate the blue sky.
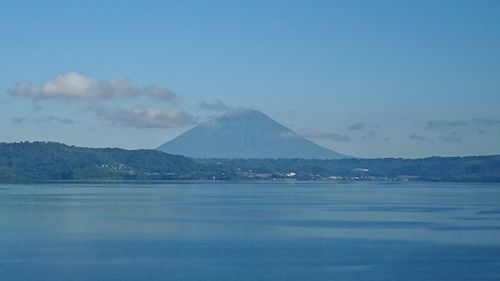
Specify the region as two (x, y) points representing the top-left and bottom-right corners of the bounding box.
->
(1, 0), (499, 158)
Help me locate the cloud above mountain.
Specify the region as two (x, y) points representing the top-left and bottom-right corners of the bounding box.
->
(96, 107), (193, 129)
(7, 72), (190, 130)
(198, 99), (231, 112)
(9, 72), (175, 102)
(143, 85), (176, 102)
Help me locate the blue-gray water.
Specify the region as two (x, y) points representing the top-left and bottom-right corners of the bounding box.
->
(1, 182), (500, 281)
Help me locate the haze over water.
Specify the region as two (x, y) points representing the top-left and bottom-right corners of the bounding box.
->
(1, 182), (500, 281)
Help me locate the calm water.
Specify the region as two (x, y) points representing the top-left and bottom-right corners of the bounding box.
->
(1, 181), (500, 281)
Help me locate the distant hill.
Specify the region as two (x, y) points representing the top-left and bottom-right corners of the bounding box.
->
(201, 156), (500, 182)
(0, 142), (210, 181)
(157, 109), (347, 159)
(1, 142), (499, 182)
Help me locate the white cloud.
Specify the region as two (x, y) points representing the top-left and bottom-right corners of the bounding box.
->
(143, 85), (176, 101)
(40, 72), (100, 98)
(198, 99), (231, 112)
(99, 79), (141, 99)
(9, 72), (175, 101)
(97, 107), (193, 129)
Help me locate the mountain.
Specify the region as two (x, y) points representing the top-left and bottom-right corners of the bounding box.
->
(157, 109), (347, 159)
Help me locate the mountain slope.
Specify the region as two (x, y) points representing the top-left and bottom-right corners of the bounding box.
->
(158, 109), (347, 159)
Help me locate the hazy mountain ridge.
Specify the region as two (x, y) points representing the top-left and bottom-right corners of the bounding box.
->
(158, 109), (347, 159)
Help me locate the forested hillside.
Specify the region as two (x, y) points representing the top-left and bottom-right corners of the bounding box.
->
(0, 142), (211, 181)
(1, 142), (499, 182)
